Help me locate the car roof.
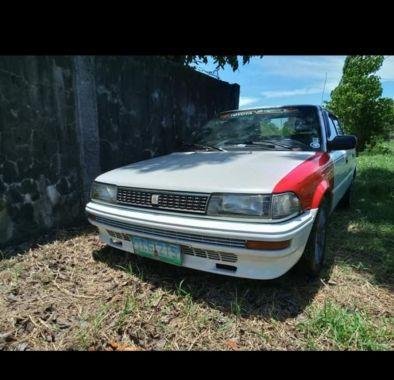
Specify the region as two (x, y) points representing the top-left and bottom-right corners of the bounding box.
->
(219, 104), (323, 115)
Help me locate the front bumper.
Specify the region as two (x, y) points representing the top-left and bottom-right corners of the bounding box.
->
(86, 202), (318, 279)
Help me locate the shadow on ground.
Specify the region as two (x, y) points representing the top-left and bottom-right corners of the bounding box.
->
(0, 222), (91, 261)
(326, 166), (393, 286)
(92, 243), (334, 321)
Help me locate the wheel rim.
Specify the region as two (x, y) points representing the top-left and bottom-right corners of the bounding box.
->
(314, 208), (327, 264)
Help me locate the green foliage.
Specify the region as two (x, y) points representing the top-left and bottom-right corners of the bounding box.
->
(364, 137), (392, 154)
(167, 55), (257, 73)
(259, 121), (280, 136)
(326, 56), (394, 151)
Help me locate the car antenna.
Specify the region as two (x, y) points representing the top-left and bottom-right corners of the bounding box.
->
(321, 72), (327, 105)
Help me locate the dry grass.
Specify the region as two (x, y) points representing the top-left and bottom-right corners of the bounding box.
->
(0, 224), (391, 351)
(0, 145), (393, 351)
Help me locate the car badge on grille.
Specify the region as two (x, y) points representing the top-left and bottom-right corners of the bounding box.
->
(151, 194), (160, 205)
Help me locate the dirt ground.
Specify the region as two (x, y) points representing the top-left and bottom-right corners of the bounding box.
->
(0, 222), (392, 351)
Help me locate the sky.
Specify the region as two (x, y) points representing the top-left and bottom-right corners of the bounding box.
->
(195, 56), (394, 109)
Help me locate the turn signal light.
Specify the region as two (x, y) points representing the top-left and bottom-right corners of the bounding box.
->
(245, 240), (291, 250)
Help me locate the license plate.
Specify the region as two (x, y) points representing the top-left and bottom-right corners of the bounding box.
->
(131, 236), (182, 266)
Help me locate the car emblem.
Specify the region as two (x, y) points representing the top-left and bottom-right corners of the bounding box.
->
(151, 194), (160, 205)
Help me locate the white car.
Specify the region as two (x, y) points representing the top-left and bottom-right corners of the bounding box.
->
(86, 105), (357, 279)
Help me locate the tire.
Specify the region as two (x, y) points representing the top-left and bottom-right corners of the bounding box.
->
(300, 198), (330, 277)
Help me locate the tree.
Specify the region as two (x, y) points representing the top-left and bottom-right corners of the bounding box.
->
(167, 55), (256, 73)
(326, 56), (394, 151)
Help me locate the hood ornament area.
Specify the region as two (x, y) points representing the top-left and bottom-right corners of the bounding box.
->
(151, 194), (160, 206)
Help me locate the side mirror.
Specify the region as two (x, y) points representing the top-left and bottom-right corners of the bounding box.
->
(327, 135), (357, 150)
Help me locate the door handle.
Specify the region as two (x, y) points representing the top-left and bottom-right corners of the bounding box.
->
(345, 157), (349, 164)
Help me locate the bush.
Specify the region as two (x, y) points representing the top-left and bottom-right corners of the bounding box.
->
(364, 139), (393, 155)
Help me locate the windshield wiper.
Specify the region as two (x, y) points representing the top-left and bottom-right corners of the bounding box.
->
(225, 140), (293, 150)
(180, 143), (226, 152)
(223, 141), (276, 150)
(259, 138), (310, 149)
(244, 140), (293, 150)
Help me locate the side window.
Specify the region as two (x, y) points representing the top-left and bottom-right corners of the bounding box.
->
(332, 118), (344, 136)
(325, 113), (338, 141)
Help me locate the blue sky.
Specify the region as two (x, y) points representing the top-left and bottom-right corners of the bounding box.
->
(195, 56), (394, 109)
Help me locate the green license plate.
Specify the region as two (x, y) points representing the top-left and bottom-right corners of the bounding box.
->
(131, 236), (182, 266)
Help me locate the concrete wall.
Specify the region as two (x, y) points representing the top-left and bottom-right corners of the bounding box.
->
(0, 56), (239, 247)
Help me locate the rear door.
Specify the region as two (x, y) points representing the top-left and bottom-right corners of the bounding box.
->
(324, 111), (348, 208)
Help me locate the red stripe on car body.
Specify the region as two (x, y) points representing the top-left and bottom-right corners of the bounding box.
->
(273, 152), (334, 210)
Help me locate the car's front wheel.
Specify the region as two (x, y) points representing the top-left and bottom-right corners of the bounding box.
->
(300, 198), (330, 277)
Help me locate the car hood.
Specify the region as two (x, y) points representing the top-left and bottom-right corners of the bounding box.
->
(95, 150), (315, 194)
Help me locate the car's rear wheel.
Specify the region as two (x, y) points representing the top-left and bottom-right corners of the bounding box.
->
(300, 198), (330, 277)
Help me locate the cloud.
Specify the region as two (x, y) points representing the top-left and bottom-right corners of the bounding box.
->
(210, 55), (393, 107)
(254, 104), (281, 108)
(259, 56), (345, 81)
(239, 103), (282, 109)
(257, 56), (394, 100)
(254, 56), (344, 99)
(379, 56), (394, 82)
(261, 86), (322, 98)
(260, 77), (341, 99)
(239, 96), (260, 107)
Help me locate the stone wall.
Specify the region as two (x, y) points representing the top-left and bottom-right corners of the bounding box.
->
(95, 56), (240, 172)
(0, 56), (239, 247)
(0, 57), (83, 247)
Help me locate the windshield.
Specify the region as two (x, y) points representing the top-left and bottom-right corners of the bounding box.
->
(191, 106), (322, 151)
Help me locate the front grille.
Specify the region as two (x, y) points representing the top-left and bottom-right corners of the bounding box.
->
(107, 230), (130, 241)
(95, 216), (246, 248)
(181, 246), (238, 263)
(116, 187), (209, 214)
(105, 228), (238, 263)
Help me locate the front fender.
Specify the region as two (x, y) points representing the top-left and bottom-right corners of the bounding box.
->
(310, 180), (331, 209)
(273, 152), (334, 210)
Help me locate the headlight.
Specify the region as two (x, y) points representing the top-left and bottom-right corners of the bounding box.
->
(207, 192), (301, 219)
(91, 182), (117, 203)
(207, 194), (272, 217)
(271, 192), (301, 219)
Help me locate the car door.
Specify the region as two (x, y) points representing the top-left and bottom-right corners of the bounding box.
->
(324, 111), (348, 208)
(331, 116), (356, 186)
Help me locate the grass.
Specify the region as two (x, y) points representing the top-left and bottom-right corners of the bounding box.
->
(299, 301), (393, 350)
(327, 140), (394, 285)
(0, 142), (393, 350)
(230, 288), (245, 317)
(117, 295), (136, 329)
